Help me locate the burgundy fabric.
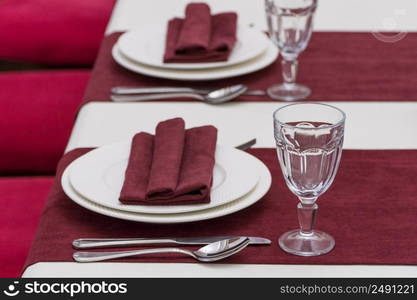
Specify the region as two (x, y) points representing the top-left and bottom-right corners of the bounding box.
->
(147, 118), (186, 198)
(120, 118), (218, 205)
(0, 70), (90, 174)
(24, 148), (417, 272)
(173, 3), (211, 53)
(164, 3), (237, 63)
(83, 32), (417, 103)
(119, 133), (154, 203)
(0, 176), (54, 277)
(0, 0), (115, 66)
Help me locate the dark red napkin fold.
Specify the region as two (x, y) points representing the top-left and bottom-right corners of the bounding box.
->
(147, 118), (186, 198)
(163, 3), (237, 63)
(175, 3), (211, 53)
(119, 118), (217, 205)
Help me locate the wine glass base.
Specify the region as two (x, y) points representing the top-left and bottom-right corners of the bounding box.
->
(278, 229), (335, 256)
(267, 84), (311, 101)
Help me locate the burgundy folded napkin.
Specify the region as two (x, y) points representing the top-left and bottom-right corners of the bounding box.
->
(163, 3), (237, 63)
(119, 118), (217, 205)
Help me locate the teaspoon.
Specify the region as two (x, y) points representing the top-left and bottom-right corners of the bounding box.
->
(110, 84), (248, 104)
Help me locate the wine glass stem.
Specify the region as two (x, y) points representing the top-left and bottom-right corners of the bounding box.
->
(297, 202), (318, 236)
(281, 57), (298, 89)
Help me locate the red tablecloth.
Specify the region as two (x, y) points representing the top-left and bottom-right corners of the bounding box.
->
(24, 148), (417, 274)
(83, 32), (417, 104)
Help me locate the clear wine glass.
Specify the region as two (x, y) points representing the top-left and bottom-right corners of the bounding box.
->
(273, 103), (345, 256)
(265, 0), (317, 101)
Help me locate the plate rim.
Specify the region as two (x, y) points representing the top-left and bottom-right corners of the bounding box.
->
(118, 25), (270, 70)
(112, 39), (279, 81)
(61, 158), (272, 224)
(68, 143), (261, 214)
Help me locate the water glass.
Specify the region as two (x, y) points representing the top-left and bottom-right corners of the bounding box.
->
(265, 0), (317, 101)
(273, 103), (345, 256)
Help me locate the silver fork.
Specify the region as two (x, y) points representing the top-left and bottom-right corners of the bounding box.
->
(235, 138), (257, 151)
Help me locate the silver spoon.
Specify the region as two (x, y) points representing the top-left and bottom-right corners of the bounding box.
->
(110, 84), (248, 104)
(73, 237), (250, 263)
(111, 86), (266, 96)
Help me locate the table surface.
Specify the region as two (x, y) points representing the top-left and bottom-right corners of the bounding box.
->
(23, 0), (417, 277)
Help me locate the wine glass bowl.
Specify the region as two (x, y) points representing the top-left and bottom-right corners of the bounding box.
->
(273, 103), (345, 256)
(265, 0), (317, 101)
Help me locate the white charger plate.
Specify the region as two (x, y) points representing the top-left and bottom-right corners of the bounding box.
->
(61, 156), (271, 224)
(118, 25), (269, 70)
(112, 39), (278, 81)
(68, 143), (261, 214)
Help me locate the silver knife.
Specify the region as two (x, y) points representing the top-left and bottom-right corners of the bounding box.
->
(72, 236), (271, 249)
(111, 86), (266, 96)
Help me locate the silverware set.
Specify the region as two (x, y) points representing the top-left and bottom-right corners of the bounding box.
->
(72, 236), (271, 263)
(111, 84), (266, 104)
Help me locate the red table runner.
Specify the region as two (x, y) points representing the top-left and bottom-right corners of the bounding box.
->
(83, 32), (417, 104)
(24, 148), (417, 274)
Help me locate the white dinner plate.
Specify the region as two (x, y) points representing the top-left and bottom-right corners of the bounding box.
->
(118, 25), (269, 70)
(112, 39), (278, 81)
(68, 143), (260, 214)
(61, 157), (271, 224)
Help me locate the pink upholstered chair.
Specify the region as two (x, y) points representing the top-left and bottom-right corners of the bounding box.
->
(0, 0), (116, 277)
